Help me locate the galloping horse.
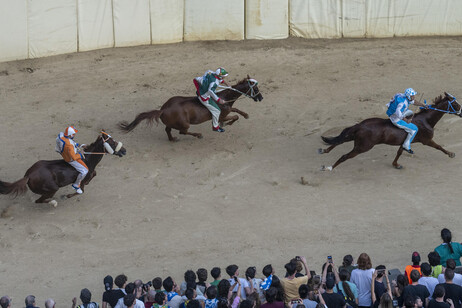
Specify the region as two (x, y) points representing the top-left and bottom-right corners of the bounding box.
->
(0, 131), (126, 206)
(319, 92), (461, 170)
(118, 76), (263, 141)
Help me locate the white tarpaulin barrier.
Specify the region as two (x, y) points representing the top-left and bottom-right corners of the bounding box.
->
(184, 0), (244, 41)
(78, 0), (114, 51)
(365, 0), (394, 38)
(150, 0), (183, 44)
(27, 0), (77, 58)
(342, 0), (366, 38)
(0, 0), (28, 62)
(290, 0), (341, 38)
(113, 0), (150, 47)
(246, 0), (289, 40)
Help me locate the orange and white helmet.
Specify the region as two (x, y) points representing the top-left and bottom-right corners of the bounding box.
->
(64, 126), (78, 136)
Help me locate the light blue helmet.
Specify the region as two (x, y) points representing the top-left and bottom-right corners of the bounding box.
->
(404, 88), (417, 100)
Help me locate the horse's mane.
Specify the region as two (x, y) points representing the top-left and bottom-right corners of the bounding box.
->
(416, 94), (444, 114)
(83, 136), (102, 151)
(234, 78), (249, 86)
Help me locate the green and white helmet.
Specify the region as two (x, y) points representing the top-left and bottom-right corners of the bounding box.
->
(216, 67), (228, 77)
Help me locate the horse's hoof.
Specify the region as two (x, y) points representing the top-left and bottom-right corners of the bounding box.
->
(197, 134), (203, 139)
(169, 137), (179, 142)
(449, 152), (455, 158)
(321, 165), (332, 171)
(318, 148), (324, 154)
(244, 114), (249, 119)
(393, 164), (403, 170)
(49, 200), (58, 207)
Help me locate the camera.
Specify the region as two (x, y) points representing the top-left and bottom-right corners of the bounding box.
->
(392, 300), (399, 307)
(327, 256), (332, 263)
(143, 281), (152, 291)
(295, 256), (301, 261)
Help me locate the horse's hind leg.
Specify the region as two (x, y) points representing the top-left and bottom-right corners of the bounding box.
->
(318, 144), (338, 154)
(392, 147), (405, 169)
(165, 127), (178, 142)
(35, 192), (58, 207)
(322, 142), (373, 171)
(179, 129), (203, 139)
(221, 115), (239, 126)
(422, 139), (455, 158)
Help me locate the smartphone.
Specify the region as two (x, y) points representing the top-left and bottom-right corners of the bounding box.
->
(327, 256), (332, 263)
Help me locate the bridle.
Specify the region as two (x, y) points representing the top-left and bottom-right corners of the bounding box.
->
(220, 79), (260, 100)
(83, 131), (123, 155)
(421, 94), (461, 115)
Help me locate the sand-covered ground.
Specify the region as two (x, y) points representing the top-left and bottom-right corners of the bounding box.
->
(0, 36), (462, 305)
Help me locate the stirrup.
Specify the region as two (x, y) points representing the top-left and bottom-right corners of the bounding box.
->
(402, 147), (414, 154)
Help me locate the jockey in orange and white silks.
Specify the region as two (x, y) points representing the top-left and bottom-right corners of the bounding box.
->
(193, 67), (231, 132)
(56, 126), (88, 194)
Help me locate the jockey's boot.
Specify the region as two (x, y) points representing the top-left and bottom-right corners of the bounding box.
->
(72, 184), (83, 194)
(213, 126), (225, 132)
(402, 147), (414, 155)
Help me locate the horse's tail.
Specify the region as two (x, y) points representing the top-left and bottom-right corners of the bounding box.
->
(0, 177), (29, 197)
(321, 124), (359, 145)
(118, 109), (163, 133)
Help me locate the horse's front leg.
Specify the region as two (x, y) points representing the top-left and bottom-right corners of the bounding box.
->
(82, 171), (96, 186)
(230, 107), (249, 119)
(392, 147), (404, 169)
(422, 139), (455, 158)
(221, 115), (239, 126)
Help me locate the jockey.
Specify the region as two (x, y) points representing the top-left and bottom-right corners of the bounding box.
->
(386, 88), (427, 154)
(193, 67), (231, 132)
(56, 126), (88, 194)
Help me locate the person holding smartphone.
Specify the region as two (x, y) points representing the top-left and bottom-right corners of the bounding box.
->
(281, 256), (311, 306)
(371, 266), (392, 308)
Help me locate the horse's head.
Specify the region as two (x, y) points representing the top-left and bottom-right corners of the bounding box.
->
(233, 76), (263, 102)
(101, 130), (127, 157)
(432, 92), (462, 117)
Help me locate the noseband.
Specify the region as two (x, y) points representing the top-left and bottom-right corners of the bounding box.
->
(225, 79), (260, 100)
(421, 94), (461, 115)
(83, 132), (123, 155)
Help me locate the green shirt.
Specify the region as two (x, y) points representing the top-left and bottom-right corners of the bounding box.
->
(435, 242), (462, 266)
(210, 280), (220, 287)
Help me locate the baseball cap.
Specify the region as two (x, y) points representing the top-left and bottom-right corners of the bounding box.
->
(104, 275), (113, 291)
(412, 251), (421, 263)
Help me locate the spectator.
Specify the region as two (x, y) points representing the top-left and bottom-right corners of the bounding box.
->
(25, 295), (39, 308)
(261, 288), (284, 308)
(144, 290), (156, 308)
(321, 277), (346, 308)
(152, 277), (164, 294)
(428, 285), (454, 308)
(197, 268), (209, 295)
(180, 288), (197, 308)
(280, 257), (311, 305)
(163, 277), (184, 308)
(371, 267), (392, 308)
(339, 255), (358, 275)
(217, 279), (232, 302)
(44, 299), (55, 308)
(153, 292), (168, 308)
(438, 269), (462, 308)
(226, 265), (251, 300)
(269, 276), (285, 303)
(419, 263), (439, 299)
(181, 271), (197, 296)
(377, 293), (393, 308)
(0, 296), (11, 308)
(322, 259), (340, 285)
(435, 229), (462, 267)
(402, 270), (430, 308)
(115, 283), (144, 308)
(247, 292), (261, 308)
(261, 265), (274, 292)
(205, 285), (218, 308)
(229, 277), (243, 308)
(245, 267), (262, 300)
(350, 253), (374, 308)
(123, 295), (135, 308)
(334, 268), (358, 306)
(371, 265), (389, 308)
(114, 275), (128, 295)
(211, 268), (221, 287)
(392, 274), (408, 308)
(133, 280), (145, 303)
(404, 296), (418, 308)
(103, 275), (126, 308)
(429, 252), (444, 279)
(187, 300), (201, 308)
(298, 284), (317, 308)
(438, 259), (462, 285)
(405, 252), (423, 284)
(72, 288), (99, 308)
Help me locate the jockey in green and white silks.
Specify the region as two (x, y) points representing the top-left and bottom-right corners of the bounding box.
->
(193, 68), (230, 132)
(386, 88), (427, 154)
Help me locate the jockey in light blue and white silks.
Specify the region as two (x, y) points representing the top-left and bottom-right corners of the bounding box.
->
(387, 88), (418, 153)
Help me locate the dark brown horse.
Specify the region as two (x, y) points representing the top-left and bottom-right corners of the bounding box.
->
(118, 76), (263, 141)
(0, 131), (126, 206)
(319, 92), (461, 170)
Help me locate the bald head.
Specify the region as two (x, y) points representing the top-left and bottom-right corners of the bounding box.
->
(45, 299), (55, 308)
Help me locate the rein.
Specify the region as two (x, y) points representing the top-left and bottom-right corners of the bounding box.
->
(420, 95), (461, 115)
(82, 131), (123, 155)
(220, 79), (260, 101)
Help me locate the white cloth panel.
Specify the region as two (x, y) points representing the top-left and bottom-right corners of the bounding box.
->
(290, 0), (341, 38)
(28, 0), (77, 58)
(365, 0), (394, 38)
(78, 0), (114, 51)
(342, 0), (366, 38)
(0, 0), (28, 62)
(184, 0), (244, 41)
(150, 0), (183, 44)
(113, 0), (150, 47)
(393, 0), (462, 36)
(246, 0), (289, 40)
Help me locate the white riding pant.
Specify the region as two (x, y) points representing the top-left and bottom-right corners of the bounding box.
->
(68, 160), (89, 187)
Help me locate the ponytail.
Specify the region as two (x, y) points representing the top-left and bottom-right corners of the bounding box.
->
(342, 281), (355, 301)
(441, 228), (454, 254)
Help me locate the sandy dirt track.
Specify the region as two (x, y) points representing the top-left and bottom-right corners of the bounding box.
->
(1, 37), (462, 305)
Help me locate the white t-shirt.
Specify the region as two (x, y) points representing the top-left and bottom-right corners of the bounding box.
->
(437, 273), (462, 286)
(114, 298), (144, 308)
(350, 268), (374, 307)
(419, 276), (439, 299)
(228, 278), (250, 300)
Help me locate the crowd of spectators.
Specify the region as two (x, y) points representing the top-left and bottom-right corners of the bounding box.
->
(2, 228), (462, 308)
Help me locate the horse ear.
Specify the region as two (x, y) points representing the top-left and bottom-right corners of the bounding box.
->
(444, 92), (448, 97)
(247, 74), (250, 79)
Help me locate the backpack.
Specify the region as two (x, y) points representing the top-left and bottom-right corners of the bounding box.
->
(336, 283), (358, 308)
(55, 132), (65, 154)
(386, 93), (406, 116)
